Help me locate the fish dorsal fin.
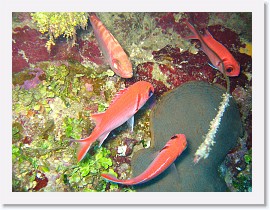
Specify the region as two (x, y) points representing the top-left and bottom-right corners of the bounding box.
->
(159, 145), (169, 153)
(110, 88), (129, 105)
(91, 112), (105, 125)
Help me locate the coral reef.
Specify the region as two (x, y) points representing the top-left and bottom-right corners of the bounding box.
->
(12, 59), (149, 192)
(31, 12), (88, 51)
(12, 12), (252, 192)
(12, 24), (103, 73)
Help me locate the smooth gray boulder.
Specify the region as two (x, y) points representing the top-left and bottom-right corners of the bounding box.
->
(131, 81), (243, 192)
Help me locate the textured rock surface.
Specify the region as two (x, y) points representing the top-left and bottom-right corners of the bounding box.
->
(131, 81), (243, 191)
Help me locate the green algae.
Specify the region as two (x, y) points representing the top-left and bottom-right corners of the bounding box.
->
(31, 12), (88, 51)
(12, 122), (23, 142)
(64, 146), (120, 192)
(232, 148), (252, 192)
(244, 150), (252, 164)
(63, 117), (83, 139)
(12, 60), (136, 192)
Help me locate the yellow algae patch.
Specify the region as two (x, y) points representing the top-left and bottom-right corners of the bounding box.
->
(152, 63), (171, 88)
(239, 42), (252, 56)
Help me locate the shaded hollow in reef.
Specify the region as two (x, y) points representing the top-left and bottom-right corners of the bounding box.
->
(131, 81), (243, 192)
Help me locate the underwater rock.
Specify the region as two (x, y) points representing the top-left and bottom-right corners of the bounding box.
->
(12, 26), (104, 73)
(12, 26), (49, 73)
(131, 81), (243, 192)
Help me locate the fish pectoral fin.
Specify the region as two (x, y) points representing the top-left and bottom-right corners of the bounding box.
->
(98, 131), (110, 147)
(127, 116), (134, 133)
(167, 163), (181, 184)
(184, 35), (198, 40)
(91, 112), (105, 125)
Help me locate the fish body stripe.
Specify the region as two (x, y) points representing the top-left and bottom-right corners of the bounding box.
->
(89, 14), (133, 78)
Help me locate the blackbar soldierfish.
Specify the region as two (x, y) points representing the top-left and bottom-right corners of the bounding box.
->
(73, 81), (154, 161)
(101, 134), (187, 185)
(89, 14), (133, 78)
(184, 20), (240, 77)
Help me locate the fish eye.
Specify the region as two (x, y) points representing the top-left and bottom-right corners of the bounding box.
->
(171, 135), (178, 139)
(226, 67), (233, 73)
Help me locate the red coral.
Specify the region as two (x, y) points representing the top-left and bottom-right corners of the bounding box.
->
(122, 138), (139, 156)
(22, 136), (33, 144)
(28, 170), (48, 191)
(78, 40), (104, 65)
(33, 172), (48, 191)
(12, 26), (105, 73)
(155, 12), (187, 36)
(125, 45), (221, 97)
(186, 12), (210, 29)
(12, 26), (49, 73)
(125, 62), (169, 97)
(49, 40), (81, 62)
(155, 12), (176, 32)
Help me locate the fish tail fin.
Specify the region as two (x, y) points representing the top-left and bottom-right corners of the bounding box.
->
(71, 136), (96, 162)
(89, 12), (97, 17)
(101, 173), (132, 185)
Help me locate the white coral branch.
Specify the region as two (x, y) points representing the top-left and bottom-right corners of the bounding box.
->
(194, 92), (231, 164)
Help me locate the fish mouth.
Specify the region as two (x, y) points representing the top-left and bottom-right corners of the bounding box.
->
(228, 72), (240, 77)
(121, 71), (133, 78)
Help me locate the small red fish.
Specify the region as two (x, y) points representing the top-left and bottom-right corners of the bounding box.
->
(184, 20), (240, 77)
(89, 14), (133, 78)
(101, 134), (187, 185)
(73, 81), (154, 162)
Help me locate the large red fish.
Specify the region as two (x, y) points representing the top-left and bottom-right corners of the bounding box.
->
(101, 134), (187, 185)
(184, 20), (240, 77)
(89, 14), (133, 78)
(73, 81), (154, 161)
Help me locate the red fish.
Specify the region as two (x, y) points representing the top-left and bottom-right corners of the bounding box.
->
(184, 20), (240, 77)
(73, 81), (154, 161)
(89, 14), (133, 78)
(101, 134), (187, 185)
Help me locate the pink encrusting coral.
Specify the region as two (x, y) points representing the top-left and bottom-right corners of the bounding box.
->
(12, 26), (104, 73)
(21, 68), (44, 90)
(12, 26), (49, 73)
